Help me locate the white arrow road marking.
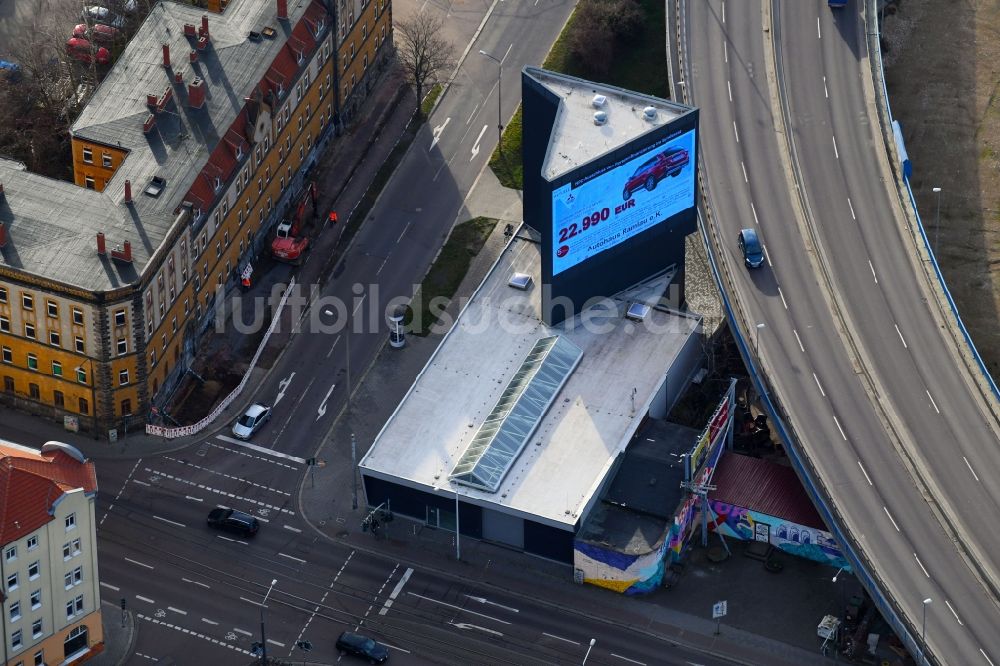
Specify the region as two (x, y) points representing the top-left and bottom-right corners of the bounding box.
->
(431, 117), (451, 150)
(275, 372), (296, 406)
(463, 594), (519, 612)
(317, 383), (336, 420)
(470, 124), (488, 161)
(448, 621), (504, 637)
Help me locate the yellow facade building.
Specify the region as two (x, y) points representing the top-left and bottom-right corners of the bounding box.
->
(0, 0), (393, 435)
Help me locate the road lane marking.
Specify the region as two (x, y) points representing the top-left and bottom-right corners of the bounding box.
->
(146, 468), (295, 514)
(612, 655), (646, 666)
(101, 459), (142, 527)
(464, 595), (519, 613)
(868, 260), (878, 283)
(233, 628), (253, 636)
(470, 124), (488, 160)
(847, 197), (856, 220)
(168, 607), (187, 615)
(352, 294), (367, 316)
(376, 258), (388, 276)
(833, 416), (847, 441)
(207, 441), (299, 470)
(734, 122), (740, 144)
(721, 0), (725, 23)
(944, 600), (963, 625)
(894, 324), (908, 349)
(823, 75), (829, 98)
(267, 639), (285, 648)
(763, 244), (772, 266)
(283, 525), (302, 533)
(201, 618), (218, 626)
(778, 287), (788, 310)
(380, 568), (414, 616)
(883, 507), (901, 532)
(185, 495), (203, 502)
(727, 80), (732, 102)
(125, 557), (154, 570)
(750, 201), (759, 226)
(100, 582), (120, 591)
(914, 553), (930, 578)
(817, 16), (821, 38)
(240, 597), (268, 608)
(166, 457), (291, 496)
(213, 437), (306, 464)
(448, 620), (503, 637)
(133, 479), (151, 487)
(793, 329), (804, 352)
(137, 614), (253, 656)
(136, 595), (155, 603)
(325, 334), (341, 359)
(182, 578), (211, 589)
(925, 390), (940, 414)
(317, 383), (336, 420)
(375, 641), (410, 653)
(279, 553), (306, 564)
(153, 515), (186, 529)
(813, 373), (826, 397)
(832, 135), (839, 159)
(407, 592), (512, 624)
(980, 648), (995, 666)
(217, 535), (249, 545)
(963, 456), (980, 482)
(466, 103), (479, 125)
(396, 221), (411, 244)
(857, 461), (873, 486)
(543, 632), (579, 645)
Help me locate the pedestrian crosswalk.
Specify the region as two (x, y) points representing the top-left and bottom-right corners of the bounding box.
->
(214, 433), (307, 464)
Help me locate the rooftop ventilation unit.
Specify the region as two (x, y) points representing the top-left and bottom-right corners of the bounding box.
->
(144, 176), (166, 197)
(593, 111), (608, 126)
(592, 94), (607, 108)
(643, 106), (657, 121)
(625, 302), (651, 322)
(508, 273), (533, 291)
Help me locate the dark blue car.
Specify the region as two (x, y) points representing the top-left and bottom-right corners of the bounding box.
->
(738, 228), (764, 268)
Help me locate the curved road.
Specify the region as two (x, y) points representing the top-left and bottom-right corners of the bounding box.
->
(681, 0), (1000, 663)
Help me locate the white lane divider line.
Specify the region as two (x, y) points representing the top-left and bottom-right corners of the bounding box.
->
(165, 456), (292, 496)
(133, 480), (151, 487)
(847, 197), (856, 220)
(202, 618), (219, 626)
(447, 620), (504, 637)
(233, 628), (253, 636)
(267, 639), (285, 648)
(168, 607), (187, 615)
(980, 649), (995, 666)
(101, 458), (142, 527)
(325, 334), (341, 359)
(283, 525), (302, 533)
(823, 75), (829, 98)
(894, 324), (908, 349)
(832, 416), (847, 441)
(464, 595), (519, 613)
(407, 592), (511, 625)
(136, 595), (156, 604)
(869, 260), (878, 284)
(963, 456), (980, 482)
(543, 632), (580, 645)
(750, 201), (759, 226)
(125, 557), (154, 570)
(883, 506), (901, 532)
(153, 515), (186, 529)
(217, 535), (249, 545)
(611, 654), (646, 666)
(185, 495), (203, 502)
(813, 373), (826, 397)
(926, 389), (940, 414)
(793, 329), (804, 353)
(945, 600), (963, 625)
(727, 80), (732, 102)
(817, 16), (822, 39)
(213, 436), (306, 465)
(914, 553), (930, 578)
(145, 468), (295, 515)
(733, 121), (740, 144)
(741, 161), (748, 184)
(240, 597), (268, 608)
(182, 578), (211, 589)
(832, 135), (839, 159)
(857, 461), (873, 487)
(379, 567), (414, 616)
(207, 441), (299, 470)
(778, 287), (788, 310)
(100, 582), (120, 591)
(137, 614), (252, 656)
(278, 553), (306, 564)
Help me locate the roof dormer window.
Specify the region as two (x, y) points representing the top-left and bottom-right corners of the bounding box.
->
(213, 176), (222, 192)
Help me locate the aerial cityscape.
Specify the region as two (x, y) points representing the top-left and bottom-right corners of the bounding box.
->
(0, 0), (996, 665)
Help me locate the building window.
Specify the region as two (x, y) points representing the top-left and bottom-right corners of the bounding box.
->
(79, 397), (89, 414)
(22, 293), (32, 310)
(26, 536), (37, 551)
(161, 335), (166, 351)
(150, 350), (156, 366)
(29, 383), (39, 399)
(27, 561), (39, 580)
(118, 369), (129, 385)
(29, 590), (40, 610)
(114, 309), (126, 327)
(121, 399), (132, 416)
(216, 241), (222, 258)
(7, 572), (18, 591)
(4, 546), (15, 562)
(3, 376), (13, 393)
(24, 322), (35, 339)
(46, 300), (58, 318)
(1, 347), (10, 363)
(102, 153), (113, 168)
(0, 316), (8, 333)
(11, 629), (21, 650)
(82, 147), (93, 163)
(27, 353), (37, 370)
(54, 390), (64, 408)
(116, 338), (127, 356)
(85, 176), (95, 189)
(64, 566), (83, 588)
(75, 337), (85, 353)
(31, 619), (41, 639)
(171, 316), (177, 334)
(50, 331), (61, 347)
(76, 367), (87, 384)
(9, 600), (20, 621)
(52, 360), (62, 377)
(0, 286), (6, 302)
(72, 307), (84, 325)
(65, 513), (76, 531)
(33, 650), (43, 666)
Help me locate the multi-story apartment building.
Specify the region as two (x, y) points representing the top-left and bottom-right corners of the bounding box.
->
(0, 440), (102, 665)
(0, 0), (393, 435)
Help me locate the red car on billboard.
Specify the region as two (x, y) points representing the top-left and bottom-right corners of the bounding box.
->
(622, 147), (689, 200)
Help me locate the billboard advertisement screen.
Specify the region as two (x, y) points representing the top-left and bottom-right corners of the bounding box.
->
(550, 129), (696, 276)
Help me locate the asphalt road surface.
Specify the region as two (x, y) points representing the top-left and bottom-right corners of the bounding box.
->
(680, 0), (1000, 663)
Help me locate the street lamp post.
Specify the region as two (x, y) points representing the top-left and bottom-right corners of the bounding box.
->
(921, 598), (932, 666)
(582, 638), (596, 665)
(479, 50), (503, 154)
(755, 322), (766, 355)
(259, 578), (278, 665)
(932, 187), (942, 258)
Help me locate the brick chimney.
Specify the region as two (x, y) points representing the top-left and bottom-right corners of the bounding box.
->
(124, 180), (132, 204)
(162, 43), (171, 68)
(111, 240), (132, 263)
(190, 49), (198, 63)
(0, 181), (4, 202)
(188, 77), (206, 109)
(200, 15), (209, 37)
(0, 222), (7, 248)
(277, 0), (287, 20)
(97, 232), (106, 255)
(143, 114), (156, 133)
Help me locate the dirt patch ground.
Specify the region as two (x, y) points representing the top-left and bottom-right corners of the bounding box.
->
(881, 0), (1000, 377)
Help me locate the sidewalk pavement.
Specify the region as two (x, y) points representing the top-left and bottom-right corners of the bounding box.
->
(0, 59), (837, 666)
(88, 601), (136, 666)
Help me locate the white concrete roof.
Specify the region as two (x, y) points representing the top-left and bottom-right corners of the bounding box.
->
(525, 68), (689, 181)
(359, 232), (701, 530)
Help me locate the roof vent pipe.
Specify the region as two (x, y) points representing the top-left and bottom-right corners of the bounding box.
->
(124, 180), (132, 204)
(593, 111), (608, 126)
(96, 232), (106, 255)
(162, 43), (170, 68)
(277, 0), (288, 20)
(643, 106), (657, 121)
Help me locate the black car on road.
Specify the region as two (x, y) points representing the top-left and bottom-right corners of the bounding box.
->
(206, 508), (259, 538)
(336, 631), (388, 663)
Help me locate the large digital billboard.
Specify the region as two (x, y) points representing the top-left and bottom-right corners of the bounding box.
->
(550, 129), (696, 276)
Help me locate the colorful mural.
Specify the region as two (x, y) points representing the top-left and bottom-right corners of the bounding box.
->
(707, 500), (850, 569)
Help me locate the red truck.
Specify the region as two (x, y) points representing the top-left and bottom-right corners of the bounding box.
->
(271, 182), (316, 264)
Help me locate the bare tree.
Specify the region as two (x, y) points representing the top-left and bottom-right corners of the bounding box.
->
(395, 13), (455, 117)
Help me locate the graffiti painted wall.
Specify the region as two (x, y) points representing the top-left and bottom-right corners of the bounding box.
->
(707, 500), (850, 569)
